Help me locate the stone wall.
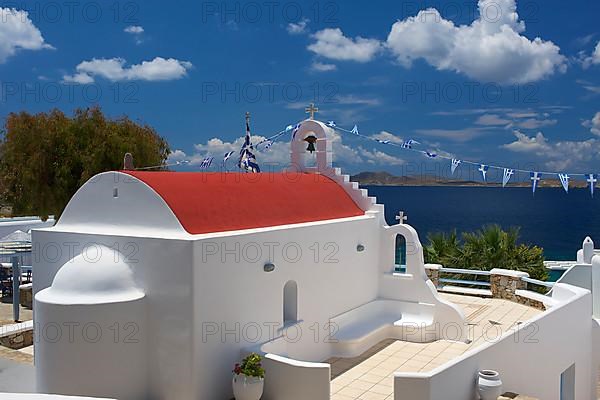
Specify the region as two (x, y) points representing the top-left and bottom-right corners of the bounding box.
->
(19, 283), (32, 309)
(490, 269), (545, 310)
(424, 263), (440, 287)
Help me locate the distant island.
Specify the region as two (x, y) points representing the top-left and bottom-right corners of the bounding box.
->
(350, 171), (587, 188)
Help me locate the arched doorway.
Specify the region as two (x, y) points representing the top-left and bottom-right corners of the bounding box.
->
(283, 280), (298, 324)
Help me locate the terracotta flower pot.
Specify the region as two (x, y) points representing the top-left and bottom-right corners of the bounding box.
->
(232, 373), (264, 400)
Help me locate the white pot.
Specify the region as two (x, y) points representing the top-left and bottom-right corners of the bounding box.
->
(232, 374), (264, 400)
(478, 370), (503, 400)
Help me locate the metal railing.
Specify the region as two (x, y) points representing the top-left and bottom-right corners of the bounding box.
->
(438, 267), (491, 289)
(521, 276), (555, 289)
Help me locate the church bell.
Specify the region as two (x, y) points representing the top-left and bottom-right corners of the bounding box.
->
(304, 135), (317, 153)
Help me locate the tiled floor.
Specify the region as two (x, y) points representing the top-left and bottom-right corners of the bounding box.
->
(327, 293), (542, 400)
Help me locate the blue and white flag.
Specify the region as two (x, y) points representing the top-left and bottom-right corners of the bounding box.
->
(478, 164), (489, 182)
(351, 125), (359, 135)
(285, 124), (294, 132)
(327, 121), (336, 128)
(238, 116), (260, 173)
(424, 151), (437, 158)
(530, 172), (541, 194)
(586, 174), (597, 197)
(558, 173), (569, 193)
(502, 168), (514, 188)
(451, 159), (461, 175)
(199, 156), (213, 169)
(264, 140), (274, 150)
(376, 139), (390, 144)
(222, 151), (234, 167)
(291, 123), (302, 139)
(401, 139), (418, 149)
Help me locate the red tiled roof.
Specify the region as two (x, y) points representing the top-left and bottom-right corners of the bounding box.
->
(124, 171), (364, 234)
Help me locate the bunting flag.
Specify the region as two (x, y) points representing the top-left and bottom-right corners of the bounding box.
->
(424, 151), (437, 158)
(351, 125), (359, 135)
(326, 121), (336, 128)
(478, 164), (489, 182)
(222, 151), (234, 168)
(199, 156), (213, 169)
(586, 174), (597, 197)
(451, 159), (461, 175)
(558, 173), (569, 193)
(502, 168), (514, 188)
(264, 140), (274, 150)
(291, 123), (302, 139)
(530, 172), (541, 194)
(377, 139), (391, 144)
(238, 115), (260, 173)
(285, 124), (294, 132)
(401, 139), (418, 149)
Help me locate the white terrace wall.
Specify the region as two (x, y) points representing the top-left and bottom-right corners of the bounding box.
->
(394, 284), (594, 400)
(32, 229), (195, 400)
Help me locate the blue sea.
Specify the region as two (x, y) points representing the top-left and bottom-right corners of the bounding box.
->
(363, 185), (600, 261)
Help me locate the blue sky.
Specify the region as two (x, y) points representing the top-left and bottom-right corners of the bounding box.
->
(1, 0), (599, 179)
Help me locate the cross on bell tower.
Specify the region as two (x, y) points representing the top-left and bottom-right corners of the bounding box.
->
(396, 211), (407, 224)
(305, 103), (319, 120)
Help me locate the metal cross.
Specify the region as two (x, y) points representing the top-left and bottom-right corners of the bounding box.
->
(305, 103), (319, 119)
(396, 211), (407, 224)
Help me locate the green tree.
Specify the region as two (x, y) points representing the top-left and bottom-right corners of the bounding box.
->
(424, 224), (547, 281)
(0, 106), (170, 219)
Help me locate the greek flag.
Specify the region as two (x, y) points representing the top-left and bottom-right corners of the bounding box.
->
(451, 159), (461, 175)
(222, 151), (234, 168)
(478, 164), (489, 182)
(424, 151), (437, 158)
(502, 168), (514, 187)
(558, 173), (569, 193)
(586, 174), (597, 197)
(530, 172), (541, 194)
(238, 117), (260, 173)
(199, 156), (213, 169)
(401, 139), (419, 149)
(291, 123), (302, 139)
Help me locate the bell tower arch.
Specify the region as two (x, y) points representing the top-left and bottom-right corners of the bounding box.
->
(290, 119), (333, 173)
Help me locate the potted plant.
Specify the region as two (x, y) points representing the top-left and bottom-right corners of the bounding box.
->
(232, 353), (265, 400)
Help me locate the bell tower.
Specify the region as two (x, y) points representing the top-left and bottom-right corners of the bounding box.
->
(290, 106), (333, 173)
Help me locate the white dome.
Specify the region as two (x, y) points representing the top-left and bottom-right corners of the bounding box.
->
(36, 245), (144, 305)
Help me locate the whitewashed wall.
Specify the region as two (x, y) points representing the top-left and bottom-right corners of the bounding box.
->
(394, 283), (594, 400)
(192, 215), (382, 399)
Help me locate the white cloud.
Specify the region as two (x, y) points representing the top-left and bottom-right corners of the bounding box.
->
(167, 149), (188, 164)
(584, 112), (600, 136)
(475, 114), (511, 126)
(502, 130), (600, 170)
(308, 28), (382, 62)
(175, 129), (403, 169)
(386, 0), (566, 84)
(371, 131), (405, 144)
(287, 19), (309, 35)
(62, 57), (193, 83)
(415, 127), (491, 142)
(581, 41), (600, 69)
(124, 25), (144, 34)
(310, 61), (337, 72)
(0, 7), (53, 63)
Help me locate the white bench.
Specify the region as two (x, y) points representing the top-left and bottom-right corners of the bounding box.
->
(329, 300), (436, 358)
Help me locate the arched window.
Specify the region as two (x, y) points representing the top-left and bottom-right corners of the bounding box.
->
(395, 234), (407, 273)
(283, 280), (298, 324)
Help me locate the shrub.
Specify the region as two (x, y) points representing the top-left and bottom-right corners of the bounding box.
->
(233, 353), (265, 378)
(424, 224), (547, 281)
